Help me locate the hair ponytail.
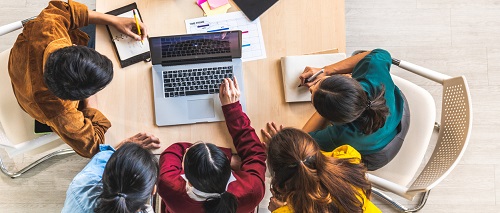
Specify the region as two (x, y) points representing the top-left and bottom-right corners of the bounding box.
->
(184, 142), (238, 213)
(93, 195), (129, 213)
(313, 75), (389, 135)
(204, 192), (238, 213)
(94, 142), (159, 213)
(357, 85), (389, 134)
(268, 128), (372, 213)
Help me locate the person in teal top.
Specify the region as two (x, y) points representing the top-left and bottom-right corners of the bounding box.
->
(298, 49), (408, 170)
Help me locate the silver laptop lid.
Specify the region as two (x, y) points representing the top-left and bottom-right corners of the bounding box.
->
(149, 31), (242, 66)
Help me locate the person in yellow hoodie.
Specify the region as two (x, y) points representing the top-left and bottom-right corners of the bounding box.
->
(262, 124), (381, 213)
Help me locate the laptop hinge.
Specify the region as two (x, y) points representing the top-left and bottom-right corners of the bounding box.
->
(162, 56), (232, 66)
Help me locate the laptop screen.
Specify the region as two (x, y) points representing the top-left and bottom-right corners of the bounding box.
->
(149, 31), (242, 65)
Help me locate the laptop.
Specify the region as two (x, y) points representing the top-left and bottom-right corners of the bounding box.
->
(149, 30), (246, 126)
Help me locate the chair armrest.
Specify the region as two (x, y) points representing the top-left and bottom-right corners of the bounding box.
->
(394, 59), (451, 84)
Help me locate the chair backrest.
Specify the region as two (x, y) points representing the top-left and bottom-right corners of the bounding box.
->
(0, 48), (40, 146)
(0, 17), (36, 36)
(407, 76), (472, 193)
(0, 47), (63, 158)
(368, 75), (436, 187)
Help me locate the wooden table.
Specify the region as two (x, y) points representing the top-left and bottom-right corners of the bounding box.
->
(95, 0), (345, 152)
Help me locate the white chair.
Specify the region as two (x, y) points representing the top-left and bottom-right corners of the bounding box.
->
(256, 55), (472, 213)
(367, 58), (472, 212)
(0, 17), (36, 36)
(0, 18), (75, 179)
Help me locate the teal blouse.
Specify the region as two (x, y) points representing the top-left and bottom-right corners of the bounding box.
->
(309, 49), (404, 155)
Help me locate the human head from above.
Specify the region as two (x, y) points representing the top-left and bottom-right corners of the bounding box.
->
(310, 75), (389, 134)
(266, 127), (371, 213)
(183, 142), (238, 213)
(94, 142), (158, 213)
(43, 45), (113, 101)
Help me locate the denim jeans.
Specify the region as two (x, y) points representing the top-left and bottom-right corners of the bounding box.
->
(79, 24), (96, 49)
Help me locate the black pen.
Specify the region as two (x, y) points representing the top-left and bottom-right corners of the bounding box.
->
(298, 69), (324, 87)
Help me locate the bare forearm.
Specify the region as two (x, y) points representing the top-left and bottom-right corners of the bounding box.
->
(302, 112), (329, 133)
(323, 51), (371, 75)
(88, 10), (115, 26)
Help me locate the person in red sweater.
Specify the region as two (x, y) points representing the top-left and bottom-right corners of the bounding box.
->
(158, 77), (267, 213)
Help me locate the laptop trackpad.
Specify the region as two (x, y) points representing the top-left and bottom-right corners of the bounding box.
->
(188, 99), (215, 119)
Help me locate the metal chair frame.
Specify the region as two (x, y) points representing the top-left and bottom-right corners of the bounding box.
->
(0, 148), (75, 178)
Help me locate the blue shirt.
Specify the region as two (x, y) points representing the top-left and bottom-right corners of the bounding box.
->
(61, 145), (115, 213)
(310, 49), (404, 154)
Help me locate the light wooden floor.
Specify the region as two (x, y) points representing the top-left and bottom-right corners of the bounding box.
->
(1, 0), (499, 212)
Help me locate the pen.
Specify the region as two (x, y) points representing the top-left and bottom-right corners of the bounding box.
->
(132, 10), (143, 44)
(298, 69), (324, 87)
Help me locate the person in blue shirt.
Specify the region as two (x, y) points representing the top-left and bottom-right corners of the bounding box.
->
(62, 133), (160, 213)
(297, 49), (410, 171)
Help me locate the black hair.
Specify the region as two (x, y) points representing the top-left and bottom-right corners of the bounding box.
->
(94, 142), (158, 213)
(184, 142), (238, 213)
(44, 45), (113, 100)
(313, 75), (389, 134)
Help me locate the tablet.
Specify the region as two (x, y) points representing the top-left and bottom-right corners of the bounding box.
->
(233, 0), (279, 21)
(35, 120), (53, 134)
(105, 3), (151, 68)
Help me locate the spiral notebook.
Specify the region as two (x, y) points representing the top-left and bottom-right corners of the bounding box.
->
(105, 3), (150, 68)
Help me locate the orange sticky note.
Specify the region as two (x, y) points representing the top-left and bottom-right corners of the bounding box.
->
(200, 2), (231, 16)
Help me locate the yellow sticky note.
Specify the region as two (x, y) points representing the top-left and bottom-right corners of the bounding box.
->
(201, 2), (231, 16)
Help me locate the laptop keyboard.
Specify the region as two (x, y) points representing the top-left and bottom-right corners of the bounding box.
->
(163, 66), (234, 98)
(161, 35), (231, 58)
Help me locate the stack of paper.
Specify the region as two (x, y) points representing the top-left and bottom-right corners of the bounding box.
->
(196, 0), (231, 16)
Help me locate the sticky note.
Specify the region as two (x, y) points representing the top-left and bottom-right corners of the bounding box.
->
(196, 0), (207, 9)
(200, 2), (231, 16)
(207, 0), (229, 9)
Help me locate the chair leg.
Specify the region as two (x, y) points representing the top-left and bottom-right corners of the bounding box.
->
(0, 148), (75, 178)
(372, 188), (431, 213)
(151, 190), (160, 213)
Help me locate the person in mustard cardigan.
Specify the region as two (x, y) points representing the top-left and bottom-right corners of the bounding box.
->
(8, 0), (157, 158)
(262, 124), (381, 213)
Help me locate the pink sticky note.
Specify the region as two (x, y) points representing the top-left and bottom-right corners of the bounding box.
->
(197, 0), (208, 9)
(207, 0), (229, 9)
(200, 2), (231, 16)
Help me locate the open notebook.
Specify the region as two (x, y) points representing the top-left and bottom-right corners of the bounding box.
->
(281, 52), (346, 102)
(106, 3), (150, 68)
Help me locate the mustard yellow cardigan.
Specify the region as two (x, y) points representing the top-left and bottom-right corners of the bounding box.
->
(272, 145), (381, 213)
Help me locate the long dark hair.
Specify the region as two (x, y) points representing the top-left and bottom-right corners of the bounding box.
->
(94, 142), (158, 213)
(184, 142), (238, 213)
(313, 75), (389, 134)
(267, 128), (372, 213)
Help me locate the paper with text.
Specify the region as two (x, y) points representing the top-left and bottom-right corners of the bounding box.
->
(185, 11), (267, 62)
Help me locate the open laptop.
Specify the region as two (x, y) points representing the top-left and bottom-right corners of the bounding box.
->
(149, 30), (246, 126)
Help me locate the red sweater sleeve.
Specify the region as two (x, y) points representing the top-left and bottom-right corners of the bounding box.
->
(158, 142), (192, 201)
(222, 101), (267, 195)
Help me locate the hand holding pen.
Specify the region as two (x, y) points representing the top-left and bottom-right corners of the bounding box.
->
(132, 9), (143, 44)
(108, 11), (148, 41)
(298, 67), (325, 87)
